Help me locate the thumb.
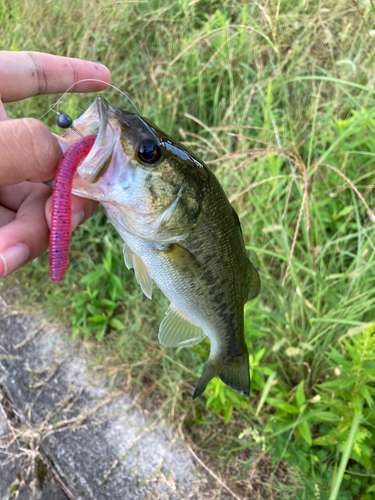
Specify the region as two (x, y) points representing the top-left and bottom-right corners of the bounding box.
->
(0, 95), (9, 121)
(0, 118), (62, 187)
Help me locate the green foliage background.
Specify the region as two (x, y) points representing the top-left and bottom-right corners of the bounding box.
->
(1, 1), (375, 498)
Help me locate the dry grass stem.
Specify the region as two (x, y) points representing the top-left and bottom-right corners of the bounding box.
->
(281, 192), (306, 287)
(229, 175), (288, 203)
(169, 25), (273, 66)
(121, 417), (162, 458)
(227, 132), (286, 150)
(186, 444), (244, 500)
(302, 162), (310, 231)
(182, 131), (220, 156)
(318, 163), (375, 222)
(234, 150), (296, 170)
(282, 163), (297, 219)
(212, 125), (295, 148)
(184, 113), (228, 155)
(199, 32), (241, 74)
(102, 459), (119, 482)
(13, 321), (47, 349)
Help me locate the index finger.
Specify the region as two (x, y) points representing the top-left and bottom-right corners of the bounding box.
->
(0, 51), (111, 103)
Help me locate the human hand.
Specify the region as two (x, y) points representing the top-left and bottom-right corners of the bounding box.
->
(0, 51), (111, 277)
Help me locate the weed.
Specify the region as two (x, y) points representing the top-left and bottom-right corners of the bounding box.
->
(71, 248), (127, 341)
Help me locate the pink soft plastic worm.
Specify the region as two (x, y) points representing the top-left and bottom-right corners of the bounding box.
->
(50, 134), (97, 282)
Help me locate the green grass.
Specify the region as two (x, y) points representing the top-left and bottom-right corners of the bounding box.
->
(1, 0), (375, 498)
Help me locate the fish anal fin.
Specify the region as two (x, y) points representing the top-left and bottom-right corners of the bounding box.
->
(192, 354), (250, 399)
(159, 304), (205, 347)
(133, 254), (153, 299)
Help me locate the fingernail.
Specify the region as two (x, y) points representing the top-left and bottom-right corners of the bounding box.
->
(71, 210), (84, 230)
(0, 244), (29, 277)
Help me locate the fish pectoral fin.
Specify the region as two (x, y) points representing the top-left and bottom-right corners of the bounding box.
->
(247, 261), (261, 302)
(157, 180), (201, 239)
(123, 242), (133, 270)
(132, 253), (153, 299)
(159, 244), (201, 278)
(159, 304), (205, 347)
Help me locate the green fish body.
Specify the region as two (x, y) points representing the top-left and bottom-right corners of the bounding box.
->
(62, 97), (260, 398)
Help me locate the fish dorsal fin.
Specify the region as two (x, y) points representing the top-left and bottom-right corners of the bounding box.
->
(132, 253), (153, 299)
(123, 242), (133, 270)
(247, 261), (261, 302)
(231, 205), (243, 235)
(231, 207), (261, 302)
(159, 304), (205, 347)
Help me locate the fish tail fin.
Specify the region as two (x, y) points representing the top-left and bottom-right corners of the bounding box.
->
(192, 358), (217, 400)
(219, 355), (250, 397)
(192, 354), (250, 400)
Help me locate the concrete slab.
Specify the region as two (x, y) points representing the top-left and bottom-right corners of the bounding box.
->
(0, 296), (204, 500)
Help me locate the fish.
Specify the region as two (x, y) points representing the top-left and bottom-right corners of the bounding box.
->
(58, 96), (261, 399)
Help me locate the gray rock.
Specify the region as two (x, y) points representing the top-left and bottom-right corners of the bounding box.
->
(0, 460), (17, 500)
(0, 296), (203, 500)
(12, 476), (69, 500)
(0, 398), (17, 500)
(0, 402), (7, 437)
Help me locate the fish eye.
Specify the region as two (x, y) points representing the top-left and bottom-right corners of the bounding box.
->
(137, 139), (162, 164)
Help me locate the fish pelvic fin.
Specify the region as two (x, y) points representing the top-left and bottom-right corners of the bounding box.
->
(132, 253), (153, 299)
(123, 242), (133, 270)
(192, 353), (250, 400)
(122, 243), (154, 299)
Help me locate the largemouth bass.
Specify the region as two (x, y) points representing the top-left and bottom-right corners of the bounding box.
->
(58, 97), (260, 399)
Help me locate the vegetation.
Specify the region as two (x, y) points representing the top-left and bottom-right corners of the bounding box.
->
(1, 0), (375, 498)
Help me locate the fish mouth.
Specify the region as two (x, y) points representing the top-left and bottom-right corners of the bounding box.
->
(58, 96), (120, 183)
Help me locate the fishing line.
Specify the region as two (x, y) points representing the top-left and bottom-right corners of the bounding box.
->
(38, 101), (86, 121)
(40, 79), (140, 186)
(38, 79), (140, 122)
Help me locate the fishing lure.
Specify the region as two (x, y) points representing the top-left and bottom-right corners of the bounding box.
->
(49, 133), (97, 282)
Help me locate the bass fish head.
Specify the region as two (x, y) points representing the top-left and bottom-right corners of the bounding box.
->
(59, 97), (208, 241)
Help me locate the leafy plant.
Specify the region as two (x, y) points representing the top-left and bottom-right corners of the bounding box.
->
(242, 322), (375, 499)
(317, 322), (375, 500)
(70, 249), (127, 341)
(205, 378), (248, 423)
